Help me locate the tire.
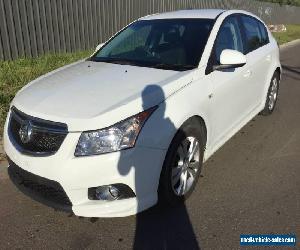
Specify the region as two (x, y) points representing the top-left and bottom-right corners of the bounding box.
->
(260, 71), (280, 116)
(158, 119), (205, 207)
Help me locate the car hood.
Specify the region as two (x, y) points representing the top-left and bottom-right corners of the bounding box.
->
(12, 60), (194, 131)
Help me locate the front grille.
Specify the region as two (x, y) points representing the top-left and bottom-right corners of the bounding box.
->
(8, 107), (68, 156)
(8, 158), (72, 212)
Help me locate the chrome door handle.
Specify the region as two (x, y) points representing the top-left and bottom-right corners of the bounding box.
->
(243, 70), (252, 78)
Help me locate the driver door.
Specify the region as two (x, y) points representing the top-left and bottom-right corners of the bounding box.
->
(207, 15), (253, 148)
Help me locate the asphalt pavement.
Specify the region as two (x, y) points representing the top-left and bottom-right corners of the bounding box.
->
(0, 43), (299, 250)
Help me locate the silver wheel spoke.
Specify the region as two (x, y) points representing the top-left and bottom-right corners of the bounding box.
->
(186, 170), (195, 191)
(188, 137), (196, 154)
(187, 168), (196, 180)
(268, 78), (278, 110)
(171, 136), (201, 196)
(178, 171), (187, 195)
(188, 139), (199, 161)
(172, 166), (182, 185)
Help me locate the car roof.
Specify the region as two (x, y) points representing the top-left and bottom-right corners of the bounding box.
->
(140, 9), (227, 20)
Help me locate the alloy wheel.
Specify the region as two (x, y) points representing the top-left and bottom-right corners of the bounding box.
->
(268, 77), (278, 111)
(171, 136), (200, 196)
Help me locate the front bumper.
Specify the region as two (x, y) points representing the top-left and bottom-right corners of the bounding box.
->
(8, 158), (72, 212)
(3, 115), (167, 217)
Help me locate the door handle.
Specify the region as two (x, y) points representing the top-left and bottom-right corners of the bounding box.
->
(266, 55), (271, 61)
(243, 70), (252, 78)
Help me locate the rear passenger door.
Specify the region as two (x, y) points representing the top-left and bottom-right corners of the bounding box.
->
(239, 15), (272, 105)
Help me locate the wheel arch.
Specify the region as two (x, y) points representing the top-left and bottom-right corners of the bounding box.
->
(262, 64), (281, 103)
(182, 115), (208, 150)
(275, 67), (281, 80)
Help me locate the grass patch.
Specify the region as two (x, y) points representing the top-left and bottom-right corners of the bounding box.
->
(0, 50), (92, 135)
(272, 24), (300, 44)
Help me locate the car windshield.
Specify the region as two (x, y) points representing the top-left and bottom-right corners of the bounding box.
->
(90, 19), (214, 71)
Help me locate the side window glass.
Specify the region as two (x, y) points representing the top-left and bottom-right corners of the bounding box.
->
(258, 21), (269, 45)
(215, 16), (244, 63)
(241, 16), (264, 53)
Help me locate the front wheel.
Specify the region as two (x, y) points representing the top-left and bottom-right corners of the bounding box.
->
(260, 72), (280, 116)
(158, 121), (205, 207)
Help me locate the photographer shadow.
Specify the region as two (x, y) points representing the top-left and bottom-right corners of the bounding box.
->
(118, 85), (200, 250)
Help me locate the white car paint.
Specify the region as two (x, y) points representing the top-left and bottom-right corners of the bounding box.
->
(3, 9), (281, 217)
(219, 49), (246, 65)
(13, 61), (192, 131)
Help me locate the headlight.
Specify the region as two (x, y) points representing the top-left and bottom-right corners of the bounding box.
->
(75, 107), (157, 156)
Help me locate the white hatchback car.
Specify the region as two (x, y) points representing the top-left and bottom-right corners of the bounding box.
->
(4, 9), (281, 217)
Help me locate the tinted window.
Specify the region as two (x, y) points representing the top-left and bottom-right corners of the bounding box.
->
(109, 25), (152, 56)
(241, 16), (268, 53)
(258, 21), (269, 45)
(214, 16), (244, 63)
(91, 19), (214, 71)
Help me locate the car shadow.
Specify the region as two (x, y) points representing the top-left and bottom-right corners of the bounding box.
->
(281, 65), (300, 80)
(282, 65), (300, 75)
(117, 85), (200, 250)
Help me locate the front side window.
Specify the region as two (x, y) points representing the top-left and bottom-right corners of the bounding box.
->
(214, 16), (244, 63)
(90, 19), (214, 71)
(241, 16), (265, 53)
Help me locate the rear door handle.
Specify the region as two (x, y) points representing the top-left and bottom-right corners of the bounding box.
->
(243, 70), (252, 78)
(266, 54), (271, 61)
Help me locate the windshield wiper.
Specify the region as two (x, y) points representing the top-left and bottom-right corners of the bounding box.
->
(89, 57), (139, 66)
(88, 57), (197, 71)
(150, 63), (196, 71)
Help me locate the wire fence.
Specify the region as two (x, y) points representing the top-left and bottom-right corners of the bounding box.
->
(0, 0), (300, 60)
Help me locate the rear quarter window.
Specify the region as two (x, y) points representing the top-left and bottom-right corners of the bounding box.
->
(258, 21), (269, 46)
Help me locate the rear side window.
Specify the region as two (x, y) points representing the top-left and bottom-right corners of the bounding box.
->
(241, 16), (267, 53)
(258, 21), (269, 46)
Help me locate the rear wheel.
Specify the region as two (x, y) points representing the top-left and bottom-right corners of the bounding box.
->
(158, 120), (205, 206)
(260, 72), (280, 116)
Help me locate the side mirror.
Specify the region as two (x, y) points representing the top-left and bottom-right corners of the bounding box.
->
(213, 49), (246, 71)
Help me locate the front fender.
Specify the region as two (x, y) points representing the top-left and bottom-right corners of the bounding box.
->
(136, 77), (211, 152)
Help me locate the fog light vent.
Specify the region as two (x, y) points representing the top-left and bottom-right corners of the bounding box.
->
(88, 184), (135, 201)
(95, 185), (119, 201)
